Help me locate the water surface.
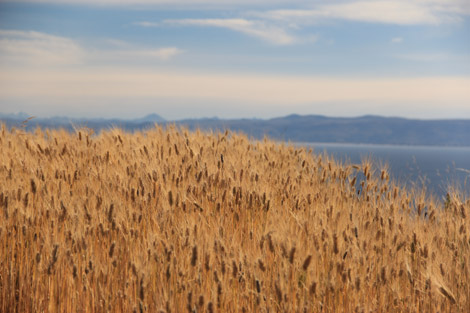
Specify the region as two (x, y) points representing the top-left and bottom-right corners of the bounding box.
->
(302, 142), (470, 200)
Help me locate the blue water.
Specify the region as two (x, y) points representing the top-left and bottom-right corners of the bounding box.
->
(302, 143), (470, 200)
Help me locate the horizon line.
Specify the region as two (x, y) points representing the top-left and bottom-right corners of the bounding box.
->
(2, 111), (470, 122)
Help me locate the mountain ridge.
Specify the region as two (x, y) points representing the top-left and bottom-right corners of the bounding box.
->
(1, 113), (469, 147)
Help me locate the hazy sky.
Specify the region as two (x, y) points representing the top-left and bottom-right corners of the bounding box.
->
(0, 0), (469, 120)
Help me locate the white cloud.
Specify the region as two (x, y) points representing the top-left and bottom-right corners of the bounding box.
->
(394, 53), (470, 62)
(104, 38), (132, 48)
(0, 30), (84, 66)
(320, 1), (442, 25)
(421, 0), (470, 15)
(0, 30), (184, 68)
(133, 1), (470, 46)
(391, 37), (403, 43)
(119, 47), (184, 60)
(162, 18), (296, 45)
(134, 21), (160, 27)
(260, 0), (469, 25)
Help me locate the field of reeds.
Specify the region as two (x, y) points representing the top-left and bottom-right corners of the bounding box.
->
(0, 125), (469, 313)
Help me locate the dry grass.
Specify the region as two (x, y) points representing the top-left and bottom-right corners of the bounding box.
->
(0, 124), (469, 312)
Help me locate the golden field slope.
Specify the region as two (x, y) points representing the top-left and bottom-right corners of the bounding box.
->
(0, 125), (469, 313)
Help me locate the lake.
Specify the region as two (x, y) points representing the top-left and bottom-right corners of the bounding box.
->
(301, 143), (470, 201)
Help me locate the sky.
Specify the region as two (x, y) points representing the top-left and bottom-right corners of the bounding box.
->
(0, 0), (469, 120)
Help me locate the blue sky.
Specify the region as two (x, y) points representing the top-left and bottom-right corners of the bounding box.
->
(0, 0), (469, 120)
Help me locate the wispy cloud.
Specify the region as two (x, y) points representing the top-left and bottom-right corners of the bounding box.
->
(161, 18), (296, 45)
(115, 47), (184, 60)
(134, 21), (160, 27)
(394, 53), (470, 62)
(0, 30), (184, 68)
(391, 37), (403, 43)
(260, 1), (463, 25)
(0, 30), (84, 66)
(133, 0), (470, 46)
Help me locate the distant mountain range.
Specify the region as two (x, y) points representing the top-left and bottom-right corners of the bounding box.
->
(1, 112), (470, 146)
(0, 112), (165, 131)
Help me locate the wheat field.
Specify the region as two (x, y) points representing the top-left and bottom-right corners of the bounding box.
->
(0, 125), (469, 312)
